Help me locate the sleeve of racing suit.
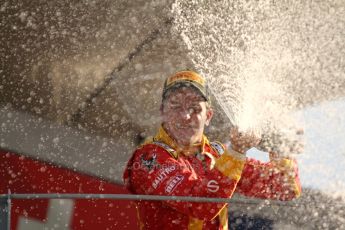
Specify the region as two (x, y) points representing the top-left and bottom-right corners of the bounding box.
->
(129, 144), (246, 220)
(235, 157), (301, 201)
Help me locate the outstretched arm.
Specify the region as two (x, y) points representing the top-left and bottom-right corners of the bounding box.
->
(235, 153), (301, 201)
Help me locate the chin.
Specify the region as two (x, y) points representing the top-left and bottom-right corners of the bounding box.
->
(175, 132), (200, 146)
(177, 137), (194, 146)
(186, 138), (200, 146)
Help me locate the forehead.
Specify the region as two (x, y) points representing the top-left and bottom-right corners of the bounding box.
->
(165, 87), (204, 102)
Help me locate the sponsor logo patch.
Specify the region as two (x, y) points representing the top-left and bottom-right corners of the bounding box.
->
(207, 180), (219, 193)
(210, 142), (225, 156)
(141, 153), (158, 171)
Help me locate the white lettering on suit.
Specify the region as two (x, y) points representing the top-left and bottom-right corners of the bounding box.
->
(165, 175), (184, 193)
(152, 165), (176, 189)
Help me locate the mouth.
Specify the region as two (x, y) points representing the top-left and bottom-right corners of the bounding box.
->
(176, 123), (193, 129)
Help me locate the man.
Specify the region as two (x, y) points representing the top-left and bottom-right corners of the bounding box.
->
(123, 70), (301, 229)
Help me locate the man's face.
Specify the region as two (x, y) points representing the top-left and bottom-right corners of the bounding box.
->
(161, 87), (213, 147)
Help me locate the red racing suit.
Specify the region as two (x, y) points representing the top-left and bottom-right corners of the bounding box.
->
(123, 126), (301, 230)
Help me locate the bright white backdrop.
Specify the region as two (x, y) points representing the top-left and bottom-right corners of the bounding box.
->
(248, 97), (345, 199)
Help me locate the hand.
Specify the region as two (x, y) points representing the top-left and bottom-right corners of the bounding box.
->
(230, 127), (261, 154)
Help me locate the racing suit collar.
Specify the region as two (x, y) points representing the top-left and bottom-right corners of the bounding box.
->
(154, 125), (209, 158)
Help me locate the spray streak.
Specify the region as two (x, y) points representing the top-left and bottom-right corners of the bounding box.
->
(169, 0), (345, 154)
(171, 0), (344, 132)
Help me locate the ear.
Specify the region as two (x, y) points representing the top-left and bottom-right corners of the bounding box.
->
(205, 108), (213, 126)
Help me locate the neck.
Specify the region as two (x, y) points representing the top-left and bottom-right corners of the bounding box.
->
(157, 124), (207, 157)
(162, 123), (201, 147)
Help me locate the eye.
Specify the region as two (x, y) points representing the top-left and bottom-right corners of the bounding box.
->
(190, 105), (202, 113)
(188, 108), (195, 114)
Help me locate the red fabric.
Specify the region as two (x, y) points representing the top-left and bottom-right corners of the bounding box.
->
(124, 143), (301, 230)
(124, 144), (240, 230)
(237, 158), (301, 201)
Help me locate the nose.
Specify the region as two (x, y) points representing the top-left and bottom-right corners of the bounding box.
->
(179, 108), (192, 120)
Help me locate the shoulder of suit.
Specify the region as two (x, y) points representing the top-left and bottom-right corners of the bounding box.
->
(137, 140), (177, 159)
